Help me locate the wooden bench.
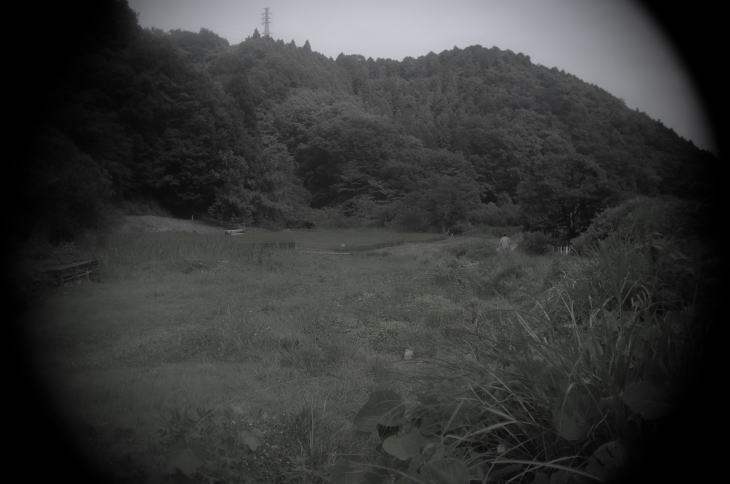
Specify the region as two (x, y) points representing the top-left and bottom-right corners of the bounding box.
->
(41, 259), (99, 285)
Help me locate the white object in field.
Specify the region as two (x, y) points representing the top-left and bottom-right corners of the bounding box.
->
(403, 349), (414, 360)
(496, 235), (511, 251)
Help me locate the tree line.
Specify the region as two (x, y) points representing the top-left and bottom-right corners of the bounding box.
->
(12, 0), (718, 244)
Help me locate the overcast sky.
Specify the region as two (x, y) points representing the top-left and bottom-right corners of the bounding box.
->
(127, 0), (715, 153)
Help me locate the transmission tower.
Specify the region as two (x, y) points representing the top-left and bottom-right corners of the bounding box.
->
(261, 7), (271, 37)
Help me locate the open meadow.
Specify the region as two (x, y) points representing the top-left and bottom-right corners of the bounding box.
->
(14, 2), (724, 481)
(22, 219), (705, 483)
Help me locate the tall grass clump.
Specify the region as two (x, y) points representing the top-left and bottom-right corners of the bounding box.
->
(520, 231), (554, 255)
(571, 196), (705, 315)
(338, 227), (702, 483)
(426, 239), (552, 302)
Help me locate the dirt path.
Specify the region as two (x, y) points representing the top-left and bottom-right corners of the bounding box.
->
(112, 215), (487, 258)
(114, 215), (223, 233)
(369, 235), (484, 257)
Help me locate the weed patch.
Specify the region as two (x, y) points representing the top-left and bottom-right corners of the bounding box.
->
(343, 234), (701, 483)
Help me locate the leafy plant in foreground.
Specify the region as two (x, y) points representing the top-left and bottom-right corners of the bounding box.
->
(340, 238), (695, 483)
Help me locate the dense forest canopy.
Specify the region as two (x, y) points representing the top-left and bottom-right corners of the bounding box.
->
(10, 0), (720, 244)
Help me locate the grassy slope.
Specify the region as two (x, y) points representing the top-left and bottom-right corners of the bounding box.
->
(25, 228), (555, 482)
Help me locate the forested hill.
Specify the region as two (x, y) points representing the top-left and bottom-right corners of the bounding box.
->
(12, 0), (718, 243)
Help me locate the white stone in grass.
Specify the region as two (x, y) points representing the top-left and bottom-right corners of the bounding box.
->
(403, 348), (414, 360)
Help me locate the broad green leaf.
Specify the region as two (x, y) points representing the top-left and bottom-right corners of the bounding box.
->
(407, 454), (426, 474)
(239, 430), (261, 451)
(622, 381), (672, 419)
(420, 458), (470, 484)
(166, 447), (203, 476)
(585, 440), (627, 481)
(553, 408), (591, 441)
(382, 430), (427, 461)
(553, 385), (596, 441)
(423, 441), (445, 462)
(489, 463), (523, 482)
(353, 390), (404, 432)
(328, 458), (395, 484)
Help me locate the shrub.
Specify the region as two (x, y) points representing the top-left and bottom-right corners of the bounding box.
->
(304, 206), (369, 229)
(470, 200), (523, 226)
(446, 239), (498, 261)
(446, 222), (471, 235)
(346, 232), (699, 483)
(520, 231), (553, 255)
(340, 196), (391, 227)
(285, 219), (315, 229)
(571, 195), (697, 253)
(572, 196), (705, 312)
(30, 129), (114, 243)
(393, 205), (433, 232)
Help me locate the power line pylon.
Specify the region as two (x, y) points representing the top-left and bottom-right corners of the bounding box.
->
(261, 7), (271, 38)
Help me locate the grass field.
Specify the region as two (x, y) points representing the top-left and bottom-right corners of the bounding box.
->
(23, 223), (695, 483)
(25, 228), (499, 480)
